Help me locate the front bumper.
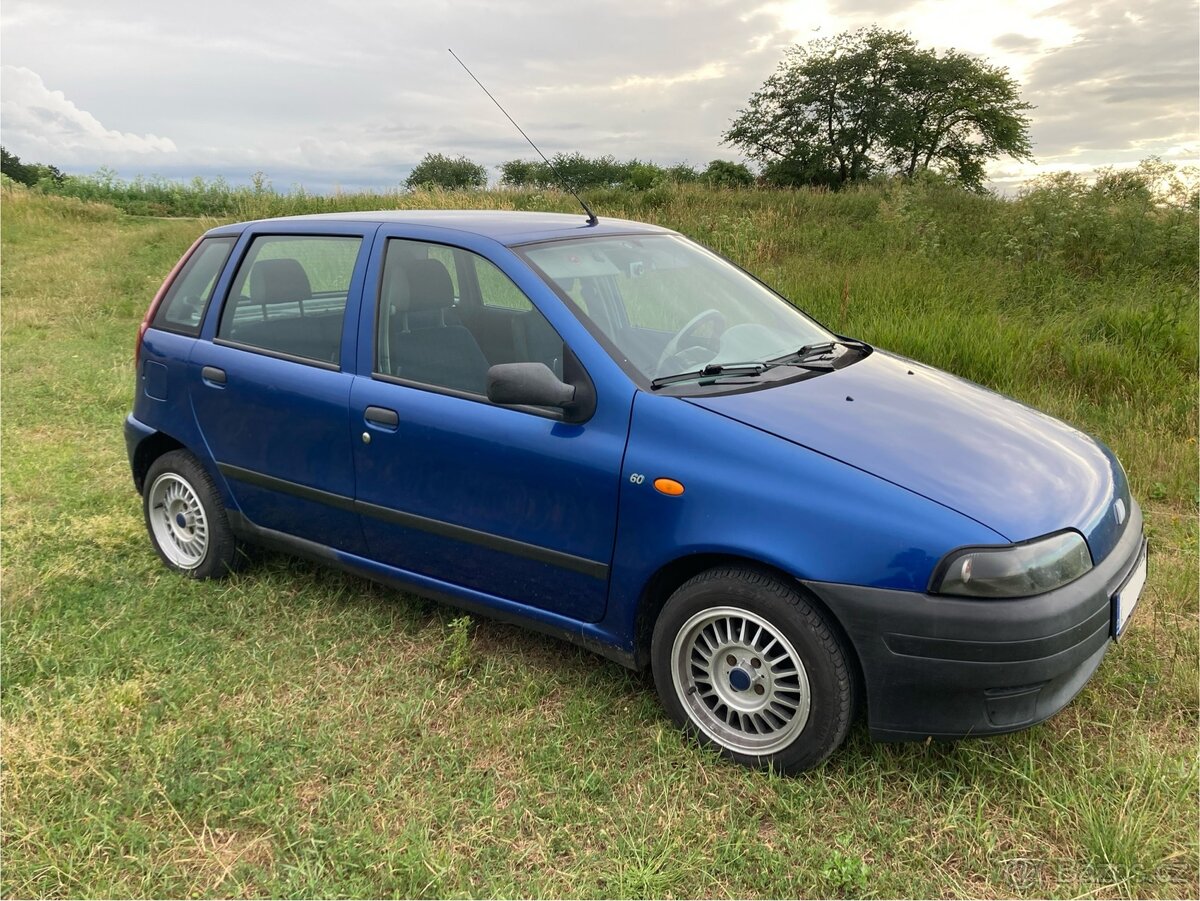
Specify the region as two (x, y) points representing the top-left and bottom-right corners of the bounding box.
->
(807, 502), (1146, 742)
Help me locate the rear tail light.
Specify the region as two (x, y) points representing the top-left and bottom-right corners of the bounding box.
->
(137, 236), (204, 365)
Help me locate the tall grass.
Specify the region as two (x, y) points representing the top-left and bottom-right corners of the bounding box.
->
(38, 159), (1200, 278)
(2, 179), (1196, 898)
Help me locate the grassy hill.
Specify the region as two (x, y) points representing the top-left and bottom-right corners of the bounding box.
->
(2, 180), (1196, 898)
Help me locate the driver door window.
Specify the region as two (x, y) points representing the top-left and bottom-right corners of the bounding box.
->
(375, 239), (566, 396)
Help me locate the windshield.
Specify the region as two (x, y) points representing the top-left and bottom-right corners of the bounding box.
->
(521, 235), (835, 384)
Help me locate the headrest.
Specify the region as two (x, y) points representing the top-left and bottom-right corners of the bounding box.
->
(249, 258), (312, 304)
(404, 258), (454, 313)
(383, 264), (411, 312)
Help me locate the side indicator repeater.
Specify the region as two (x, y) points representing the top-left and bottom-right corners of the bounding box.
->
(654, 478), (685, 496)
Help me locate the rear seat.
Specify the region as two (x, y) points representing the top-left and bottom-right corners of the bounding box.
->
(228, 311), (343, 363)
(223, 257), (344, 363)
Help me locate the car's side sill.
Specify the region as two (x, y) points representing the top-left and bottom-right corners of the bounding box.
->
(217, 462), (609, 580)
(224, 509), (637, 670)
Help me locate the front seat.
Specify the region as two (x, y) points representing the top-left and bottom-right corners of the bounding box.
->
(389, 258), (490, 395)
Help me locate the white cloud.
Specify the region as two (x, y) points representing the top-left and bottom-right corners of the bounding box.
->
(1, 65), (176, 162)
(894, 0), (1079, 78)
(1018, 0), (1199, 164)
(612, 62), (729, 91)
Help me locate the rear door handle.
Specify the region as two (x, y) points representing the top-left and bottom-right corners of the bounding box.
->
(364, 406), (399, 428)
(201, 366), (226, 386)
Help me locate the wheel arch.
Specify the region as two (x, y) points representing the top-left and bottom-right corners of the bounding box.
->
(630, 552), (867, 719)
(131, 431), (185, 493)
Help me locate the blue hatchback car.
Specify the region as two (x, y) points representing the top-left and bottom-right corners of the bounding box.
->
(127, 210), (1148, 771)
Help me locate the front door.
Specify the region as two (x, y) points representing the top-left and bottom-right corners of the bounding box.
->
(350, 236), (631, 622)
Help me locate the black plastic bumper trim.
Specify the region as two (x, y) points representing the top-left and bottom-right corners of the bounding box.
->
(882, 603), (1112, 663)
(803, 500), (1146, 742)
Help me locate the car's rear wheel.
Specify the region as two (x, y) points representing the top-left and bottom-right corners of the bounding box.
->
(143, 450), (241, 579)
(651, 566), (856, 772)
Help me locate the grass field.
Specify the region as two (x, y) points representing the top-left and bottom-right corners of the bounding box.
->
(2, 179), (1197, 899)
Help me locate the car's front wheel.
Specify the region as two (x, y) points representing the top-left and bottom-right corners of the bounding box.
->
(143, 450), (242, 579)
(651, 566), (857, 772)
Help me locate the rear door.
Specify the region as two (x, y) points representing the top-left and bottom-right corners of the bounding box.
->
(191, 223), (375, 552)
(349, 231), (634, 622)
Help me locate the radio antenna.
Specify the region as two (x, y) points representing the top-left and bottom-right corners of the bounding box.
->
(448, 48), (597, 226)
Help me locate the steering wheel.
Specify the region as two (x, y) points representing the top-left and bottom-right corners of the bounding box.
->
(655, 309), (727, 376)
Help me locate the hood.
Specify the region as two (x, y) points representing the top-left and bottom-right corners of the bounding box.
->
(688, 350), (1130, 562)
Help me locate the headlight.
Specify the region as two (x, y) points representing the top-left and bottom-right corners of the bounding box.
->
(930, 531), (1093, 598)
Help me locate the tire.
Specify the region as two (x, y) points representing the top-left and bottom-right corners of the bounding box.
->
(142, 449), (242, 579)
(651, 566), (856, 773)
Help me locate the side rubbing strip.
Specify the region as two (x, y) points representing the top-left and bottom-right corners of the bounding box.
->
(218, 463), (357, 512)
(354, 499), (609, 580)
(216, 462), (609, 580)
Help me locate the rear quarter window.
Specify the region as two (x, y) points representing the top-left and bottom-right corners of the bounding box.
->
(152, 237), (236, 334)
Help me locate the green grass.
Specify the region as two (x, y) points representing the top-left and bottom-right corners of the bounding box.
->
(2, 182), (1196, 898)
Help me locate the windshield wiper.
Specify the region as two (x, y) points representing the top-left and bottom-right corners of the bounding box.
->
(650, 362), (767, 390)
(769, 338), (870, 367)
(651, 340), (871, 389)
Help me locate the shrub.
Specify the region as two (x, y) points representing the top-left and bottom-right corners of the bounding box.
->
(404, 153), (487, 190)
(702, 159), (755, 188)
(498, 155), (699, 191)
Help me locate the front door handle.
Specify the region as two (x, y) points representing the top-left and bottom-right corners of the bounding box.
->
(201, 366), (226, 386)
(364, 406), (399, 428)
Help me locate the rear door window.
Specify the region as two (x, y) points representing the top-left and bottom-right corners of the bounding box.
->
(217, 235), (362, 366)
(153, 237), (236, 334)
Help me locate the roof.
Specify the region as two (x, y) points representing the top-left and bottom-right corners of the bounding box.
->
(214, 210), (676, 246)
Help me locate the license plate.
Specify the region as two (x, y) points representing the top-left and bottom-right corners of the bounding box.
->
(1113, 543), (1148, 638)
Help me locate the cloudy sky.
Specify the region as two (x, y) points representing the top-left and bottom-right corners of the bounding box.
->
(1, 0), (1196, 192)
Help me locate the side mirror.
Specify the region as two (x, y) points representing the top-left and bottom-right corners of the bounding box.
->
(487, 362), (591, 421)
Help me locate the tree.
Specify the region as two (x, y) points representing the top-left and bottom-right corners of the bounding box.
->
(404, 153), (487, 190)
(498, 158), (545, 187)
(723, 28), (1033, 190)
(2, 147), (36, 185)
(1, 147), (66, 187)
